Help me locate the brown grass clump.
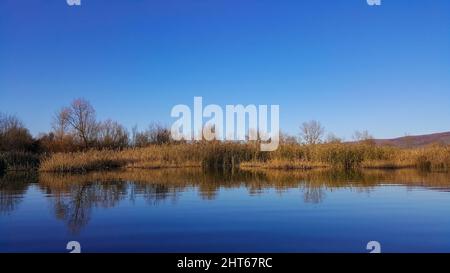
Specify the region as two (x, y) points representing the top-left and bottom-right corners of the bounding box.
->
(39, 150), (128, 172)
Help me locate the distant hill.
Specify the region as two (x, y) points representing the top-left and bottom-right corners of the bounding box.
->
(371, 132), (450, 148)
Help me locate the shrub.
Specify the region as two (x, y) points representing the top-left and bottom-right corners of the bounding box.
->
(0, 157), (6, 174)
(0, 151), (40, 171)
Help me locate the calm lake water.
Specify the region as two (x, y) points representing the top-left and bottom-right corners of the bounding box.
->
(1, 168), (450, 253)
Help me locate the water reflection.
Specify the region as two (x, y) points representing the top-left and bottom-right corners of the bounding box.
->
(1, 168), (450, 233)
(49, 181), (128, 233)
(0, 172), (37, 215)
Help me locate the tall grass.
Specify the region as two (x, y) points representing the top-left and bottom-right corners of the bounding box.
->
(197, 141), (265, 170)
(39, 150), (128, 172)
(39, 142), (265, 172)
(39, 142), (450, 173)
(262, 143), (449, 171)
(411, 145), (450, 171)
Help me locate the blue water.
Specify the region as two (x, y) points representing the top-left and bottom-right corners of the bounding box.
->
(1, 169), (450, 253)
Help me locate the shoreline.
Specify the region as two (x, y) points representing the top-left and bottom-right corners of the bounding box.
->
(36, 160), (445, 174)
(2, 142), (448, 174)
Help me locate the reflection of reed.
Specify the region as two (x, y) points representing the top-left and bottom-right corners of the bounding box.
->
(3, 169), (450, 233)
(39, 168), (450, 195)
(0, 172), (37, 214)
(258, 169), (450, 189)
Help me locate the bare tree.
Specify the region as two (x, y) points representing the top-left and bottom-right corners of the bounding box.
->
(300, 120), (325, 145)
(353, 130), (375, 145)
(131, 125), (139, 147)
(56, 98), (99, 149)
(147, 123), (171, 145)
(353, 130), (373, 141)
(279, 131), (298, 144)
(52, 108), (70, 141)
(132, 130), (150, 148)
(326, 132), (342, 143)
(130, 123), (171, 147)
(97, 119), (129, 149)
(0, 113), (34, 151)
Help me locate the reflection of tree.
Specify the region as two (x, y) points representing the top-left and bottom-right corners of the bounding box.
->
(36, 168), (450, 233)
(0, 172), (36, 214)
(48, 182), (127, 233)
(56, 185), (90, 233)
(134, 183), (180, 205)
(302, 184), (325, 204)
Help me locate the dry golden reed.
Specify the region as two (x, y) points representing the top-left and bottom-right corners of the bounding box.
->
(39, 142), (450, 173)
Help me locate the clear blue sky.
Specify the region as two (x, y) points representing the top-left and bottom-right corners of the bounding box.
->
(1, 0), (449, 140)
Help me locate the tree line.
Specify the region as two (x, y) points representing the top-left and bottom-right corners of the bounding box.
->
(1, 98), (173, 154)
(1, 98), (374, 155)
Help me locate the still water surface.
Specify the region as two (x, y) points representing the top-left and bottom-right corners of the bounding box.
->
(1, 169), (450, 252)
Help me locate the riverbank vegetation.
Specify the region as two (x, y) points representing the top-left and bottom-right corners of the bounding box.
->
(1, 99), (449, 174)
(38, 141), (450, 173)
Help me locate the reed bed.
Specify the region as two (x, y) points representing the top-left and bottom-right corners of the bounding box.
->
(39, 150), (128, 172)
(39, 142), (263, 172)
(38, 142), (450, 173)
(0, 151), (40, 171)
